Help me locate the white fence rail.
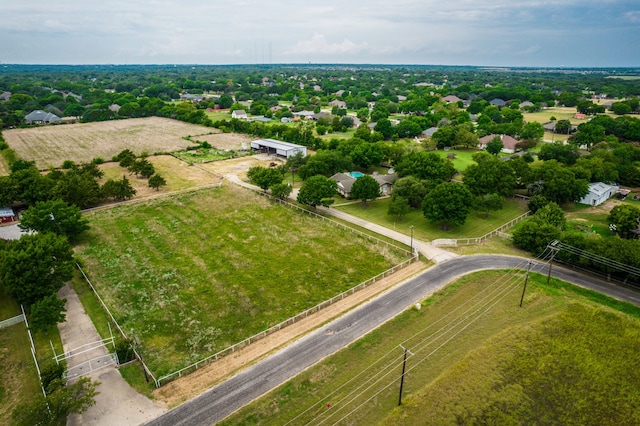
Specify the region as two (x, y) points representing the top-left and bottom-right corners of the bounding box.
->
(66, 353), (118, 381)
(0, 314), (25, 329)
(432, 211), (530, 247)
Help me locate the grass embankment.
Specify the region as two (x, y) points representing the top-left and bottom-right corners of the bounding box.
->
(337, 197), (528, 241)
(221, 271), (640, 425)
(76, 184), (408, 377)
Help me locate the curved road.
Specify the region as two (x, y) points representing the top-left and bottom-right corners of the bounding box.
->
(146, 254), (640, 426)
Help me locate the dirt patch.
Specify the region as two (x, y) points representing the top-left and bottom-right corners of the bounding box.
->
(199, 154), (284, 179)
(189, 132), (254, 151)
(152, 260), (428, 407)
(3, 117), (212, 169)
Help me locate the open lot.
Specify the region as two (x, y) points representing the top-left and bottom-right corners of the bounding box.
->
(221, 271), (640, 425)
(76, 184), (408, 377)
(2, 117), (217, 169)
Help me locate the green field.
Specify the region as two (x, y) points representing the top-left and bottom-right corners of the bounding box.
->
(433, 149), (480, 172)
(336, 197), (529, 241)
(76, 184), (408, 376)
(221, 271), (640, 425)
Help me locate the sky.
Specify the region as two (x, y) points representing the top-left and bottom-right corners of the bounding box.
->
(1, 0), (639, 67)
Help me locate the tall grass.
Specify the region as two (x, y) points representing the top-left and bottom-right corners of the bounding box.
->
(76, 185), (406, 376)
(220, 271), (640, 425)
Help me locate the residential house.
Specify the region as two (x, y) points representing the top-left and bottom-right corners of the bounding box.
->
(420, 127), (438, 138)
(490, 98), (507, 107)
(478, 134), (519, 153)
(330, 172), (397, 198)
(442, 95), (462, 104)
(519, 101), (534, 110)
(231, 110), (248, 119)
(25, 110), (61, 124)
(328, 100), (347, 109)
(0, 207), (16, 224)
(579, 182), (619, 207)
(0, 91), (11, 102)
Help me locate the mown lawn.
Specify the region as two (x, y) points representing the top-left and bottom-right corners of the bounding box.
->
(336, 197), (529, 241)
(433, 149), (480, 172)
(221, 271), (640, 425)
(76, 184), (408, 377)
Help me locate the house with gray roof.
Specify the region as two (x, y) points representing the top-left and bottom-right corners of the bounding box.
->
(25, 110), (61, 124)
(330, 172), (397, 198)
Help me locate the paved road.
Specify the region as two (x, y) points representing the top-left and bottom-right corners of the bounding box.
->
(146, 254), (640, 426)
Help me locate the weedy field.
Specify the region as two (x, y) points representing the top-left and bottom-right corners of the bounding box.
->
(220, 271), (640, 426)
(2, 117), (214, 168)
(76, 184), (408, 377)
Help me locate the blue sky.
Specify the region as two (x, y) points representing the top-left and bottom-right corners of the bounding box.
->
(1, 0), (639, 67)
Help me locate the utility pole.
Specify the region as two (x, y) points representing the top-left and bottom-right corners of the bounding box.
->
(410, 225), (414, 256)
(547, 241), (559, 285)
(398, 345), (413, 406)
(519, 261), (533, 307)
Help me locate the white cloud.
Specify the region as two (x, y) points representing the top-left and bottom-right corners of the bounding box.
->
(283, 33), (371, 56)
(625, 10), (640, 22)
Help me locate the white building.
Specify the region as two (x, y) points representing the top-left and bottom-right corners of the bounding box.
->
(250, 139), (307, 159)
(579, 182), (619, 207)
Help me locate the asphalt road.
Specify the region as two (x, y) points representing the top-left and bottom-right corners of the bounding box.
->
(145, 254), (640, 426)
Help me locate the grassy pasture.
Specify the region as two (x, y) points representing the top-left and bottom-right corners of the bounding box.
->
(221, 271), (640, 425)
(336, 197), (529, 242)
(2, 117), (211, 169)
(76, 184), (407, 377)
(433, 149), (479, 172)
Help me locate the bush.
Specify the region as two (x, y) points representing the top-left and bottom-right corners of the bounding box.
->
(115, 337), (135, 364)
(40, 362), (65, 394)
(61, 160), (76, 169)
(0, 141), (8, 151)
(91, 157), (104, 165)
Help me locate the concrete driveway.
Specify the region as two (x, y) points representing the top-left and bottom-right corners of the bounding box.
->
(58, 283), (166, 425)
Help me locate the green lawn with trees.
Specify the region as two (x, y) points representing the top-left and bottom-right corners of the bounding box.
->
(75, 184), (408, 377)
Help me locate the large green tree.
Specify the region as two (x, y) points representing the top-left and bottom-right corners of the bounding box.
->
(350, 175), (380, 205)
(463, 152), (516, 197)
(392, 176), (434, 209)
(297, 175), (337, 209)
(422, 182), (473, 230)
(607, 204), (640, 239)
(247, 166), (283, 191)
(512, 218), (561, 255)
(394, 151), (456, 182)
(532, 160), (589, 204)
(0, 233), (74, 307)
(18, 199), (89, 241)
(29, 294), (67, 334)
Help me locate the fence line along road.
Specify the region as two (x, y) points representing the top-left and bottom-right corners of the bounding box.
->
(431, 211), (530, 247)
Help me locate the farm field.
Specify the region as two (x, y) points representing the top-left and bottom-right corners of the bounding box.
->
(76, 184), (408, 377)
(221, 271), (640, 425)
(337, 197), (529, 242)
(2, 117), (213, 169)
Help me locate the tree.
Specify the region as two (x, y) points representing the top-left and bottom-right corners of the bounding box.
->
(474, 193), (505, 218)
(298, 150), (353, 180)
(608, 204), (640, 239)
(270, 182), (292, 200)
(535, 202), (566, 230)
(538, 142), (580, 165)
(554, 119), (572, 135)
(519, 121), (544, 143)
(128, 158), (155, 178)
(351, 143), (384, 169)
(486, 136), (503, 155)
(350, 175), (380, 205)
(527, 194), (549, 213)
(532, 160), (589, 204)
(610, 102), (632, 115)
(512, 218), (561, 255)
(12, 377), (99, 426)
(247, 166), (283, 191)
(454, 128), (478, 149)
(388, 196), (410, 220)
(113, 149), (137, 168)
(29, 294), (67, 334)
(218, 94), (233, 109)
(18, 200), (89, 241)
(392, 176), (433, 209)
(0, 233), (74, 307)
(374, 118), (394, 139)
(148, 174), (167, 191)
(463, 153), (516, 197)
(394, 151), (456, 182)
(101, 176), (136, 201)
(297, 175), (337, 209)
(422, 182), (473, 230)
